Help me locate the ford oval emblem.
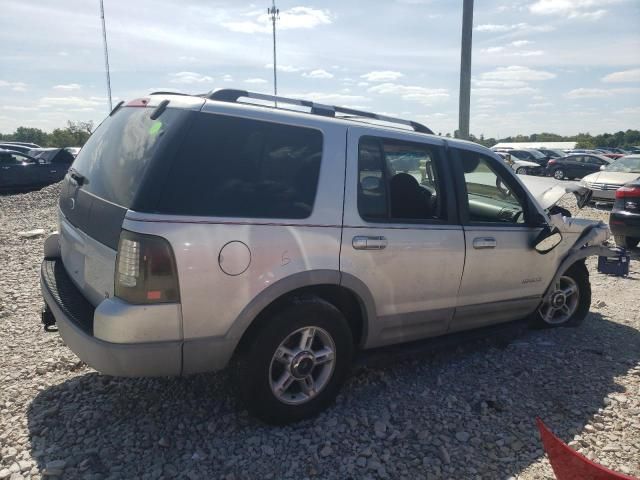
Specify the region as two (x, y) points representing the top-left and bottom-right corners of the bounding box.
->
(69, 198), (75, 210)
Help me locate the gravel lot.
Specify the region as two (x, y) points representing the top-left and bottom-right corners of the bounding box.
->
(1, 183), (639, 480)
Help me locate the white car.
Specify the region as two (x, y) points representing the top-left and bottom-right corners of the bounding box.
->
(580, 155), (640, 203)
(495, 151), (542, 175)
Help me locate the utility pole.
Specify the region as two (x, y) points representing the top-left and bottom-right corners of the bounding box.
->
(458, 0), (473, 139)
(268, 0), (280, 105)
(99, 0), (113, 111)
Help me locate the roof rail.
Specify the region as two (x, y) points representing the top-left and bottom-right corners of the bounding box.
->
(205, 88), (434, 135)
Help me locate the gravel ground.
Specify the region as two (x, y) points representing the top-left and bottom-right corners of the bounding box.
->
(1, 183), (639, 480)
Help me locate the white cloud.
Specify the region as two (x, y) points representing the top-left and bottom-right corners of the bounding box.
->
(53, 83), (81, 91)
(223, 7), (331, 34)
(529, 0), (619, 20)
(367, 83), (449, 104)
(602, 68), (640, 83)
(483, 47), (505, 54)
(360, 71), (404, 82)
(480, 66), (556, 82)
(475, 23), (553, 33)
(0, 80), (27, 92)
(511, 40), (531, 47)
(39, 96), (104, 108)
(264, 63), (302, 73)
(244, 78), (268, 84)
(169, 71), (213, 84)
(2, 105), (37, 112)
(222, 74), (233, 82)
(566, 87), (640, 98)
(528, 102), (554, 108)
(303, 69), (334, 79)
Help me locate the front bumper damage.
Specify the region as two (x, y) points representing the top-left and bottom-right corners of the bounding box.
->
(542, 216), (616, 303)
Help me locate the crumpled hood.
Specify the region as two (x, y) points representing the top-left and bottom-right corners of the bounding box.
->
(519, 175), (592, 210)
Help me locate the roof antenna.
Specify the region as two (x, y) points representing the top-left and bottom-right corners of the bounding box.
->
(268, 0), (280, 107)
(99, 0), (113, 112)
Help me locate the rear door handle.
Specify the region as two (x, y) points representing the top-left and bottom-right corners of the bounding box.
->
(473, 237), (497, 249)
(352, 236), (387, 250)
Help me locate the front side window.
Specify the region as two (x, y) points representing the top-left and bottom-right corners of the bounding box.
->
(457, 151), (527, 224)
(158, 113), (323, 219)
(357, 136), (445, 222)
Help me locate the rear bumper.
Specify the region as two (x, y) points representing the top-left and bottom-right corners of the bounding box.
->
(590, 189), (616, 202)
(40, 259), (182, 377)
(610, 211), (640, 238)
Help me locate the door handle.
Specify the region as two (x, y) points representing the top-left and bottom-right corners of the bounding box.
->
(352, 236), (387, 250)
(473, 237), (497, 249)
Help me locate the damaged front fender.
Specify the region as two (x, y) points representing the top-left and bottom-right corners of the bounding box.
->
(519, 175), (593, 210)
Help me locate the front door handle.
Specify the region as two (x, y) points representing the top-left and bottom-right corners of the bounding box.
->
(473, 237), (497, 249)
(352, 236), (387, 250)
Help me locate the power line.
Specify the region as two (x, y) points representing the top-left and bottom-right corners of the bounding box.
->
(268, 0), (279, 105)
(99, 0), (113, 112)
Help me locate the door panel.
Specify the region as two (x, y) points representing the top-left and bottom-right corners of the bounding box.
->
(340, 127), (465, 348)
(451, 149), (557, 331)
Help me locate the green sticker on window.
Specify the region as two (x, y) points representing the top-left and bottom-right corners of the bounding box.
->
(149, 121), (162, 136)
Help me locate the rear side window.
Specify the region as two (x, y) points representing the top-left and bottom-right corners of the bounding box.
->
(157, 113), (323, 219)
(357, 136), (445, 222)
(71, 107), (186, 207)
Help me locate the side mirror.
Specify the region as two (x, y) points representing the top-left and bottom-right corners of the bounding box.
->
(534, 226), (563, 254)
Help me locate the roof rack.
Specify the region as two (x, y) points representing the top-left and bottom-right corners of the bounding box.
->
(204, 88), (434, 135)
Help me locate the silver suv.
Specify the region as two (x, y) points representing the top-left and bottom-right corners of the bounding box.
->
(41, 89), (613, 424)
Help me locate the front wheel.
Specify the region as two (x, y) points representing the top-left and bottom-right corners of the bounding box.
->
(532, 262), (591, 328)
(553, 169), (565, 180)
(516, 167), (528, 175)
(234, 297), (354, 424)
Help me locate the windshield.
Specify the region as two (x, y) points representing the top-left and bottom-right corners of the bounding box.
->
(527, 149), (546, 159)
(605, 156), (640, 173)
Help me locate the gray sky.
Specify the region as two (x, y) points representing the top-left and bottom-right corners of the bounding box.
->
(1, 0), (639, 137)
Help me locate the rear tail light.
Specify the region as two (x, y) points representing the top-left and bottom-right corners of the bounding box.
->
(615, 186), (640, 199)
(115, 230), (180, 304)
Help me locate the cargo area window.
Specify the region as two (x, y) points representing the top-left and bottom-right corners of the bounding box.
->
(157, 113), (323, 219)
(357, 136), (445, 222)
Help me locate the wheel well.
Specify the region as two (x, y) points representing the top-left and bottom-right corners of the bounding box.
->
(236, 285), (366, 353)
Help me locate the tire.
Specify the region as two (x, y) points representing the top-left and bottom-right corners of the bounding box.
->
(233, 296), (354, 425)
(553, 169), (565, 180)
(531, 262), (591, 329)
(516, 167), (528, 175)
(614, 235), (640, 249)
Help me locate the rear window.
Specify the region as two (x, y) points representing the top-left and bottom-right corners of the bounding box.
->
(71, 106), (185, 207)
(156, 113), (323, 219)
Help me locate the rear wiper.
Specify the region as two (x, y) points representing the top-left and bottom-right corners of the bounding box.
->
(69, 168), (87, 186)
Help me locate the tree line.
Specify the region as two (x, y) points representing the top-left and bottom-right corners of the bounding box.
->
(0, 121), (94, 148)
(466, 129), (640, 149)
(1, 121), (638, 151)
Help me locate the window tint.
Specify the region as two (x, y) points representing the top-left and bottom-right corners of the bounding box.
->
(357, 136), (445, 222)
(457, 151), (527, 224)
(72, 106), (187, 207)
(157, 113), (323, 219)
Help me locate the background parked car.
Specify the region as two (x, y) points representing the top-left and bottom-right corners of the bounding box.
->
(497, 148), (550, 167)
(65, 146), (81, 157)
(495, 151), (543, 175)
(581, 155), (640, 204)
(0, 147), (72, 191)
(610, 180), (640, 249)
(546, 154), (610, 180)
(537, 148), (566, 159)
(28, 147), (75, 164)
(0, 143), (37, 154)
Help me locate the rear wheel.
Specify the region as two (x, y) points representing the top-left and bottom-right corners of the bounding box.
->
(553, 169), (565, 180)
(234, 297), (354, 424)
(532, 262), (590, 328)
(516, 167), (528, 175)
(614, 235), (640, 249)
